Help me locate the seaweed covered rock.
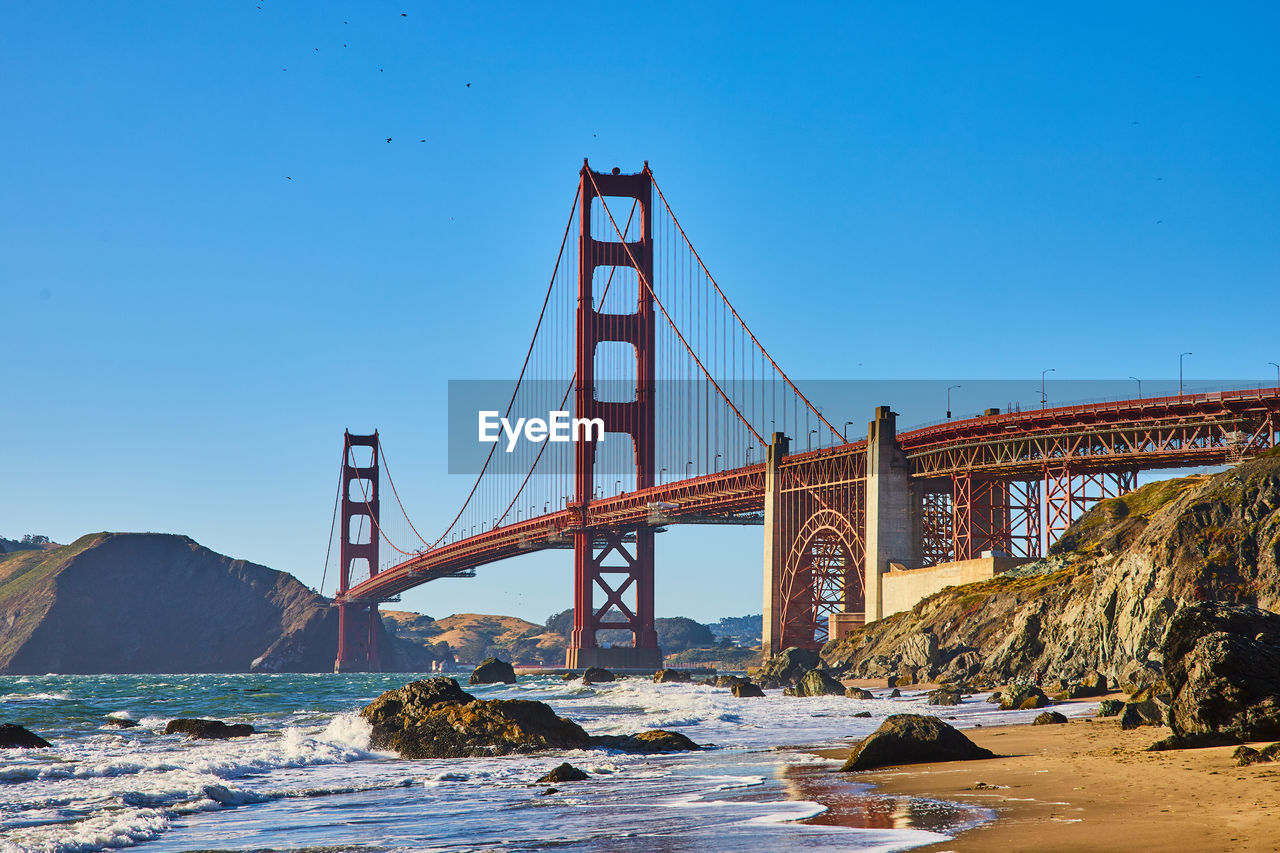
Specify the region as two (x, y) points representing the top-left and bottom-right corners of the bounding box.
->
(787, 668), (845, 697)
(164, 719), (254, 740)
(841, 714), (994, 771)
(1162, 602), (1280, 741)
(469, 657), (517, 685)
(0, 723), (51, 748)
(1097, 699), (1124, 718)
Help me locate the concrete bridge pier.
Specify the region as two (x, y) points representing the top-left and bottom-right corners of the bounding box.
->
(863, 406), (920, 623)
(761, 431), (791, 657)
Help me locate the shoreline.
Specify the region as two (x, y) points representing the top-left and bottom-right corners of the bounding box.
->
(805, 697), (1280, 852)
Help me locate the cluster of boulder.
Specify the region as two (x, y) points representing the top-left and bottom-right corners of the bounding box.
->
(360, 677), (700, 758)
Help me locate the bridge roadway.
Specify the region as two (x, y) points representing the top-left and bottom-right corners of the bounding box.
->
(342, 386), (1280, 606)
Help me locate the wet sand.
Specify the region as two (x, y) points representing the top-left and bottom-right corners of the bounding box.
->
(815, 705), (1280, 852)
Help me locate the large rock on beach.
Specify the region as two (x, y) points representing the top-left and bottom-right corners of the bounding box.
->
(732, 681), (765, 698)
(469, 657), (517, 685)
(998, 685), (1050, 711)
(787, 668), (845, 697)
(164, 718), (255, 740)
(0, 723), (52, 748)
(841, 714), (994, 771)
(757, 646), (821, 688)
(1162, 602), (1280, 741)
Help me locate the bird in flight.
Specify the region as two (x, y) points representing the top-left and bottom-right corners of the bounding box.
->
(386, 137), (392, 143)
(286, 176), (292, 180)
(466, 82), (471, 87)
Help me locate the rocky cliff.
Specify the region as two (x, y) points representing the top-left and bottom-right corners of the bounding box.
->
(0, 532), (439, 674)
(821, 450), (1280, 686)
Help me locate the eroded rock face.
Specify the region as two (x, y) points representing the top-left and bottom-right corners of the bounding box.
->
(0, 723), (51, 748)
(818, 455), (1280, 688)
(469, 657), (517, 685)
(840, 714), (994, 771)
(164, 719), (254, 740)
(1162, 602), (1280, 741)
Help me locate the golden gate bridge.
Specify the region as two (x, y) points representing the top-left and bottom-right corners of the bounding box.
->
(324, 161), (1280, 672)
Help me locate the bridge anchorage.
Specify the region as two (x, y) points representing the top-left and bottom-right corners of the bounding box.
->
(326, 161), (1280, 673)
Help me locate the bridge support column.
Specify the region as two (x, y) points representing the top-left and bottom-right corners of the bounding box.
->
(762, 431), (791, 658)
(335, 431), (383, 673)
(567, 162), (662, 671)
(864, 407), (918, 623)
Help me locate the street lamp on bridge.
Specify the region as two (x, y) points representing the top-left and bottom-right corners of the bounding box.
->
(947, 385), (961, 419)
(808, 428), (818, 451)
(843, 420), (854, 441)
(1129, 376), (1142, 399)
(1180, 352), (1193, 396)
(1041, 369), (1056, 408)
(714, 453), (722, 471)
(1269, 362), (1279, 387)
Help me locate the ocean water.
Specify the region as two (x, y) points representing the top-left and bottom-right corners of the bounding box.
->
(0, 673), (1092, 852)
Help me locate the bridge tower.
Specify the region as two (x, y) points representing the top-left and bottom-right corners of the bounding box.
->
(335, 430), (383, 673)
(568, 162), (662, 670)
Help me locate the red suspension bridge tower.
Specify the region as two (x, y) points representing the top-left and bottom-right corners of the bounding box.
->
(334, 430), (381, 672)
(569, 162), (661, 670)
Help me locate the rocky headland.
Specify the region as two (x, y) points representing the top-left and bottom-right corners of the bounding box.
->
(815, 451), (1280, 692)
(0, 532), (442, 674)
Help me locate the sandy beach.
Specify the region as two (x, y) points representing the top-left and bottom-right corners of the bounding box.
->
(821, 697), (1280, 852)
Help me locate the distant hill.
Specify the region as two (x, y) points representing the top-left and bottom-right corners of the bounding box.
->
(709, 614), (763, 646)
(429, 613), (564, 665)
(0, 532), (442, 674)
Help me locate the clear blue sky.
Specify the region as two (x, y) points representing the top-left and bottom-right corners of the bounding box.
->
(3, 2), (1277, 624)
